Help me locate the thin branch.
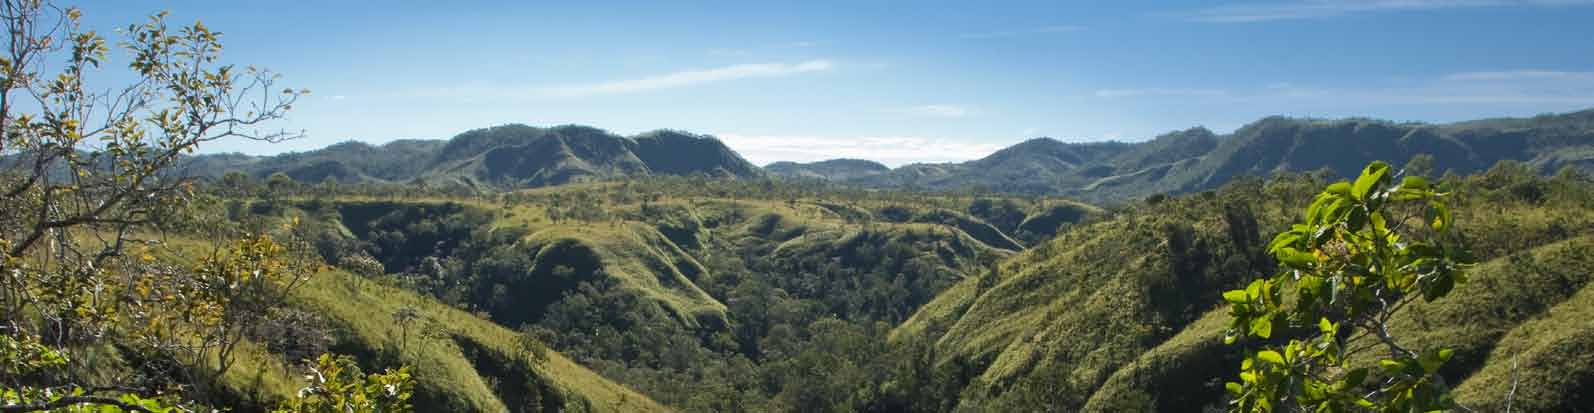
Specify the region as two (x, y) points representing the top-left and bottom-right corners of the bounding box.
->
(0, 395), (157, 413)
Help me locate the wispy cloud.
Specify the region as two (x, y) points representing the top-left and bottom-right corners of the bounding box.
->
(715, 133), (1003, 167)
(1187, 0), (1594, 23)
(959, 25), (1085, 40)
(892, 104), (974, 118)
(1094, 88), (1228, 98)
(1443, 69), (1594, 81)
(542, 60), (834, 97)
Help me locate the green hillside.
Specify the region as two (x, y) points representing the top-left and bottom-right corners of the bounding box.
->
(202, 176), (1065, 411)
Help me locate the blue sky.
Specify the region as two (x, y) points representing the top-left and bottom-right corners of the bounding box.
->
(75, 0), (1594, 166)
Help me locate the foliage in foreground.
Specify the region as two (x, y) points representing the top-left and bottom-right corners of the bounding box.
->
(0, 1), (420, 412)
(1223, 161), (1472, 412)
(271, 354), (412, 413)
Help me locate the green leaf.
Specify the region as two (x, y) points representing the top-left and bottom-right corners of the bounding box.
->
(1318, 317), (1334, 334)
(1325, 181), (1353, 199)
(1428, 201), (1452, 232)
(1225, 382), (1244, 395)
(1352, 161), (1390, 201)
(1269, 230), (1303, 254)
(1276, 247), (1317, 268)
(1251, 314), (1274, 339)
(1392, 176), (1431, 201)
(1419, 349), (1445, 373)
(1223, 290), (1250, 305)
(1346, 207), (1368, 231)
(1341, 368), (1369, 389)
(1258, 350), (1285, 366)
(1379, 359), (1408, 375)
(1400, 175), (1429, 191)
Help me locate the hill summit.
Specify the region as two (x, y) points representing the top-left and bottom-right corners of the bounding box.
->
(185, 124), (762, 189)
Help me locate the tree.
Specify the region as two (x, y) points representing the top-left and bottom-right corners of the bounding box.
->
(270, 354), (413, 413)
(1, 0), (312, 410)
(1221, 161), (1473, 412)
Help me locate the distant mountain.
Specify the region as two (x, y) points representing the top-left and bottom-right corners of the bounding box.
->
(183, 124), (763, 189)
(186, 109), (1594, 199)
(764, 158), (890, 181)
(816, 109), (1594, 202)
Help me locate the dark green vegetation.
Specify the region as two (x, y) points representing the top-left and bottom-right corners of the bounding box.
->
(198, 158), (1594, 412)
(178, 108), (1594, 412)
(895, 162), (1594, 412)
(785, 110), (1594, 203)
(215, 176), (1096, 411)
(15, 1), (1592, 412)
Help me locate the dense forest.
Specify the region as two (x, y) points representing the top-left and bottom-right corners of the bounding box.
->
(5, 1), (1594, 413)
(127, 158), (1592, 412)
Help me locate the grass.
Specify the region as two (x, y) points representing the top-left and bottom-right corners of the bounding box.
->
(148, 233), (669, 412)
(518, 222), (728, 329)
(288, 268), (669, 412)
(896, 174), (1594, 410)
(1453, 274), (1594, 411)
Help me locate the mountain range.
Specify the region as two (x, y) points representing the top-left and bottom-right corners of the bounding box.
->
(183, 124), (762, 190)
(186, 109), (1594, 202)
(775, 109), (1594, 202)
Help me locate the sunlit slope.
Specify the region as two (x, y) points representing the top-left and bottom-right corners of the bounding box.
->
(896, 185), (1276, 410)
(286, 268), (671, 413)
(149, 235), (670, 413)
(899, 170), (1594, 411)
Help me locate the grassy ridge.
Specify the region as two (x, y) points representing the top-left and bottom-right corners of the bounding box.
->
(900, 168), (1594, 411)
(288, 267), (669, 412)
(150, 234), (669, 412)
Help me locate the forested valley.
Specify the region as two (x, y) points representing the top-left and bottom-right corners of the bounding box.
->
(5, 1), (1594, 412)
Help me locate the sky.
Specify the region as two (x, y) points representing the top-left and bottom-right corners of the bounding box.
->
(69, 0), (1594, 167)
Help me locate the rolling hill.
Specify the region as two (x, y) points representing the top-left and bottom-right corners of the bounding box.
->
(892, 164), (1594, 411)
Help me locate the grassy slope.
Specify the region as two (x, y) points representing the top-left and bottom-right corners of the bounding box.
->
(257, 187), (1033, 411)
(155, 230), (669, 412)
(901, 173), (1594, 410)
(518, 222), (729, 329)
(287, 267), (669, 412)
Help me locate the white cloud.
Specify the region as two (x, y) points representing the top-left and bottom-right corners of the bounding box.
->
(1187, 0), (1594, 23)
(714, 133), (1004, 167)
(893, 104), (974, 118)
(541, 60), (835, 97)
(329, 95), (347, 100)
(959, 25), (1085, 40)
(1094, 88), (1228, 98)
(1443, 70), (1594, 81)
